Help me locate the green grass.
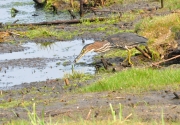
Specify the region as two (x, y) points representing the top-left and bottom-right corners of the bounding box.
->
(102, 47), (142, 59)
(0, 100), (20, 109)
(26, 26), (78, 40)
(135, 1), (180, 44)
(63, 70), (93, 81)
(6, 114), (180, 125)
(135, 10), (180, 59)
(136, 13), (180, 41)
(136, 0), (180, 35)
(26, 27), (57, 39)
(164, 0), (180, 10)
(6, 119), (180, 125)
(5, 90), (180, 125)
(80, 68), (180, 93)
(6, 103), (58, 125)
(0, 100), (32, 109)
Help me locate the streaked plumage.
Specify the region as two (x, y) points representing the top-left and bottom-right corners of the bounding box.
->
(74, 33), (148, 64)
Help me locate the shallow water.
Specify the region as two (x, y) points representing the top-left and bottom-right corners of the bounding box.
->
(0, 0), (71, 24)
(0, 40), (96, 89)
(0, 1), (96, 89)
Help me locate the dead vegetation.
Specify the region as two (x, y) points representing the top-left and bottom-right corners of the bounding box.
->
(136, 11), (180, 60)
(0, 32), (11, 42)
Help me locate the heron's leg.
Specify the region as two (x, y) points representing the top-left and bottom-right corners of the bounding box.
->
(123, 49), (133, 66)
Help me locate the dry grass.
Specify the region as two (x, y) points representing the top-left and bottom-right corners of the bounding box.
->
(137, 13), (180, 42)
(136, 13), (180, 59)
(0, 31), (11, 42)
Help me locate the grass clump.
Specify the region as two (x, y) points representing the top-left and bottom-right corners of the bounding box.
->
(26, 27), (58, 39)
(63, 70), (93, 81)
(6, 103), (58, 125)
(0, 100), (32, 109)
(164, 0), (180, 10)
(81, 68), (180, 93)
(26, 26), (78, 40)
(5, 102), (180, 125)
(136, 13), (180, 42)
(135, 12), (180, 59)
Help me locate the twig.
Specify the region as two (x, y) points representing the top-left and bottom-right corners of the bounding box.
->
(122, 113), (132, 123)
(64, 78), (70, 86)
(152, 54), (180, 66)
(151, 63), (162, 68)
(135, 46), (151, 59)
(115, 97), (126, 99)
(12, 19), (19, 24)
(86, 109), (92, 120)
(145, 46), (152, 57)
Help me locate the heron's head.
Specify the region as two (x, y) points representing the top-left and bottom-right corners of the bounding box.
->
(74, 40), (110, 63)
(74, 43), (96, 63)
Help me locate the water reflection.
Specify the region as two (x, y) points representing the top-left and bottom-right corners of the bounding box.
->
(0, 40), (96, 89)
(0, 0), (71, 24)
(36, 41), (56, 49)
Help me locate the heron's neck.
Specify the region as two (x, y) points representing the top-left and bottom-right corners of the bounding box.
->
(94, 41), (111, 53)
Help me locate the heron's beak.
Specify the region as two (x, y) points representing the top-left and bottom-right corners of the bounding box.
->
(74, 43), (93, 63)
(74, 51), (86, 63)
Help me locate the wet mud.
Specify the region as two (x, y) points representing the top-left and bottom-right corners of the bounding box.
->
(1, 85), (180, 123)
(0, 0), (180, 124)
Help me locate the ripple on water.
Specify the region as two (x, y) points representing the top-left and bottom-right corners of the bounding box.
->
(0, 40), (96, 89)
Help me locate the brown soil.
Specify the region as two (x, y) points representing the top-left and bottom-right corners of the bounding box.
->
(0, 1), (180, 124)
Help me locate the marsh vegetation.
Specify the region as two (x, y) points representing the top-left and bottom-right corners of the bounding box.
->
(0, 0), (180, 125)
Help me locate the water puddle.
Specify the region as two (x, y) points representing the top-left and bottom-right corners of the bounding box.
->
(0, 0), (71, 24)
(0, 40), (96, 89)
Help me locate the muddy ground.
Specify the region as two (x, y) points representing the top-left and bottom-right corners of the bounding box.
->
(0, 1), (180, 124)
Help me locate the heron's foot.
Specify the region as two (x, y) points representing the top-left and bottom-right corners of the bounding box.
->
(128, 60), (134, 66)
(122, 50), (134, 67)
(122, 57), (133, 67)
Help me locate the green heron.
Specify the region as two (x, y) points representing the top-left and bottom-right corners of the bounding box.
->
(74, 33), (148, 65)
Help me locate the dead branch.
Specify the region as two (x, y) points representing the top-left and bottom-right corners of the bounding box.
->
(152, 54), (180, 66)
(122, 113), (132, 123)
(10, 17), (116, 26)
(86, 109), (92, 120)
(115, 97), (126, 99)
(12, 19), (19, 24)
(135, 46), (151, 59)
(145, 46), (152, 57)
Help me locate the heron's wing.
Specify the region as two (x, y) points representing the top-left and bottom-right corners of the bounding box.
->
(106, 33), (148, 48)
